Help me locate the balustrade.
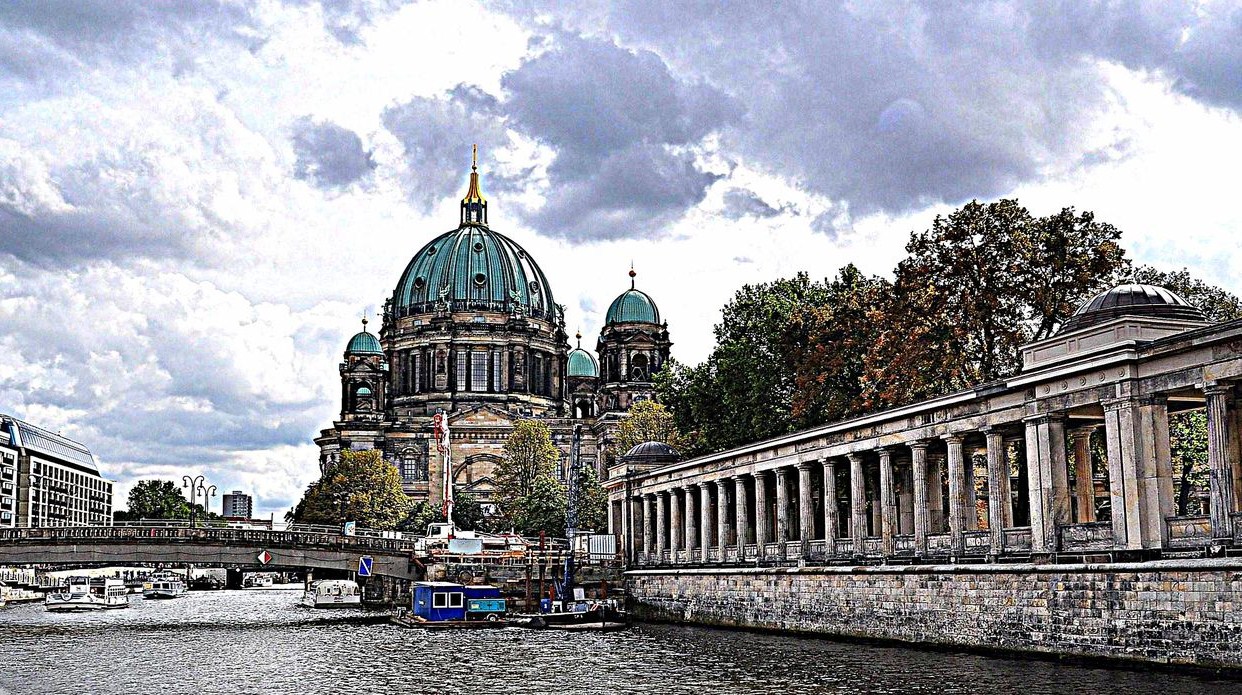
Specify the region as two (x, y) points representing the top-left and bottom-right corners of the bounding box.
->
(1002, 527), (1033, 552)
(962, 530), (991, 554)
(832, 537), (854, 556)
(925, 533), (952, 556)
(1058, 521), (1115, 552)
(1165, 516), (1212, 549)
(893, 534), (916, 556)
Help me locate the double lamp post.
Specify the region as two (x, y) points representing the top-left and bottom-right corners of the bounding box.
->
(181, 474), (217, 527)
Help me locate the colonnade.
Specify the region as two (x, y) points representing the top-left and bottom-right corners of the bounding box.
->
(624, 380), (1242, 564)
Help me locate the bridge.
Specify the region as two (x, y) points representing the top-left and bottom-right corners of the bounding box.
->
(0, 523), (423, 580)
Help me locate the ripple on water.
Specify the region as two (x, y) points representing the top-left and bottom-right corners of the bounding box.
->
(1, 590), (1239, 695)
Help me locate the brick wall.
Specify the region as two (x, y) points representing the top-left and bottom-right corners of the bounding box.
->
(627, 559), (1242, 668)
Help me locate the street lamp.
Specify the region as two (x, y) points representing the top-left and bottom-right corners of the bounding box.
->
(181, 475), (217, 527)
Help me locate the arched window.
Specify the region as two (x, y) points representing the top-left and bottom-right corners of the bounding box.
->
(631, 354), (649, 381)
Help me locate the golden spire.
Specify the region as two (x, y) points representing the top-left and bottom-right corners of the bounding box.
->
(463, 143), (485, 204)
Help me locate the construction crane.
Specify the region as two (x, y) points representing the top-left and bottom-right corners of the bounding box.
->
(558, 424), (582, 601)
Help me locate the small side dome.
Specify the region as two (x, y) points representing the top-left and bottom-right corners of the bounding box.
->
(621, 441), (680, 465)
(1059, 284), (1207, 333)
(567, 347), (599, 378)
(346, 318), (383, 355)
(605, 268), (660, 324)
(356, 386), (373, 396)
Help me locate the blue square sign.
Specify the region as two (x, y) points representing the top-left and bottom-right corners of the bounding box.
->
(358, 555), (373, 577)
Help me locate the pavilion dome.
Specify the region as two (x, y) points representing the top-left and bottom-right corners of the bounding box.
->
(621, 440), (680, 465)
(605, 269), (660, 324)
(1059, 284), (1207, 333)
(345, 319), (382, 355)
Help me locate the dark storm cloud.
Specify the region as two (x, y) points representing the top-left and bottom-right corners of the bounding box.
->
(489, 0), (1242, 223)
(291, 117), (376, 189)
(501, 33), (740, 240)
(0, 208), (188, 267)
(720, 188), (780, 220)
(381, 85), (511, 213)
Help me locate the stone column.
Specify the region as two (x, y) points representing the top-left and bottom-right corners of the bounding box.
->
(716, 479), (732, 551)
(943, 434), (968, 552)
(878, 447), (896, 557)
(669, 488), (682, 553)
(699, 483), (712, 562)
(797, 462), (815, 543)
(1206, 382), (1236, 539)
(655, 491), (668, 556)
(1070, 426), (1098, 523)
(984, 428), (1009, 555)
(629, 495), (642, 562)
(849, 453), (866, 552)
(775, 468), (790, 543)
(1024, 414), (1069, 554)
(910, 441), (930, 554)
(684, 485), (698, 555)
(1103, 395), (1174, 550)
(642, 493), (655, 560)
(755, 471), (770, 556)
(822, 459), (839, 545)
(734, 476), (749, 547)
(926, 453), (945, 533)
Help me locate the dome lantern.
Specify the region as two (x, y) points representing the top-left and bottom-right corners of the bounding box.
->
(460, 144), (487, 227)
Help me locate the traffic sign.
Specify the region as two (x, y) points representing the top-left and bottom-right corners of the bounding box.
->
(358, 555), (373, 577)
(257, 550), (272, 565)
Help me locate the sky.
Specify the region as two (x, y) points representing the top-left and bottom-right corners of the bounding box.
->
(1, 0), (1240, 518)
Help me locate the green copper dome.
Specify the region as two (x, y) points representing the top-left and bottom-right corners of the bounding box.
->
(346, 320), (382, 355)
(567, 347), (599, 377)
(392, 225), (559, 323)
(606, 269), (660, 324)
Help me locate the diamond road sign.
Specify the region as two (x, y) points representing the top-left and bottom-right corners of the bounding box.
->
(357, 555), (373, 577)
(257, 550), (272, 565)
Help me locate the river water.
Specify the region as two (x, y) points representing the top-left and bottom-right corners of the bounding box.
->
(0, 587), (1238, 695)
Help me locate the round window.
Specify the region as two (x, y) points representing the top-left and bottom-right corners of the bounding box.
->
(474, 273), (487, 286)
(413, 277), (426, 289)
(473, 241), (484, 252)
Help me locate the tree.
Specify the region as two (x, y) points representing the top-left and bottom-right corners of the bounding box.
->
(119, 480), (192, 521)
(451, 492), (485, 531)
(288, 449), (410, 529)
(494, 420), (566, 536)
(612, 400), (689, 462)
(658, 273), (832, 454)
(396, 501), (440, 535)
(1169, 410), (1210, 516)
(574, 464), (609, 533)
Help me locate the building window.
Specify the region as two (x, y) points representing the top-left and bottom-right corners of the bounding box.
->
(470, 351), (488, 392)
(455, 349), (466, 391)
(492, 352), (502, 392)
(413, 352), (423, 394)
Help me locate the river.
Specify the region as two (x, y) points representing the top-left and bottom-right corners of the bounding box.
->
(0, 588), (1238, 694)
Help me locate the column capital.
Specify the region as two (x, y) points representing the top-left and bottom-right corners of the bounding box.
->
(1023, 412), (1066, 425)
(681, 484), (695, 492)
(939, 432), (963, 444)
(1068, 425), (1099, 441)
(1205, 380), (1234, 397)
(643, 492), (656, 500)
(846, 452), (864, 463)
(797, 460), (815, 471)
(979, 424), (1007, 437)
(907, 439), (933, 452)
(774, 466), (790, 479)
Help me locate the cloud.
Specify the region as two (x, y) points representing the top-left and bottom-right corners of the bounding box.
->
(721, 188), (780, 220)
(291, 117), (376, 189)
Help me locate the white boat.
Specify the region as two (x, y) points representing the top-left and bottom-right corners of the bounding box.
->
(0, 581), (42, 605)
(301, 579), (361, 608)
(45, 577), (129, 611)
(142, 573), (187, 599)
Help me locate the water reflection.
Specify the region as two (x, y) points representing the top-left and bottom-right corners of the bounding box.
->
(0, 589), (1236, 695)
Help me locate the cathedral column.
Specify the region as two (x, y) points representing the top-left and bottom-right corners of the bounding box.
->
(699, 482), (712, 562)
(878, 447), (896, 557)
(734, 476), (749, 548)
(684, 485), (698, 557)
(910, 441), (930, 555)
(943, 434), (968, 552)
(669, 488), (682, 553)
(755, 471), (770, 557)
(849, 453), (866, 553)
(984, 428), (1009, 555)
(1024, 414), (1070, 554)
(1070, 426), (1098, 523)
(1206, 382), (1236, 538)
(822, 459), (839, 545)
(798, 462), (815, 543)
(642, 493), (655, 561)
(775, 468), (790, 544)
(655, 492), (668, 557)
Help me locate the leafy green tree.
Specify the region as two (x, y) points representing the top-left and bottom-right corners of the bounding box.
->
(658, 273), (832, 454)
(574, 464), (609, 533)
(611, 400), (690, 462)
(1170, 410), (1210, 516)
(288, 449), (410, 529)
(451, 492), (485, 531)
(119, 480), (193, 520)
(396, 501), (440, 534)
(494, 420), (567, 535)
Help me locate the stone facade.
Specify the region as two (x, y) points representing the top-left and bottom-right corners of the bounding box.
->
(629, 560), (1242, 668)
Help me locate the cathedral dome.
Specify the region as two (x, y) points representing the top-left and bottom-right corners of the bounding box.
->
(1059, 284), (1206, 333)
(567, 347), (599, 377)
(346, 319), (382, 355)
(605, 269), (660, 324)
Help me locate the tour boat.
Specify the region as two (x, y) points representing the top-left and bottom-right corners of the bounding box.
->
(301, 579), (361, 608)
(509, 597), (628, 631)
(142, 573), (188, 599)
(0, 581), (42, 605)
(45, 577), (129, 612)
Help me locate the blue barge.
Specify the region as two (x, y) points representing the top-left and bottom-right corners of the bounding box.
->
(395, 582), (508, 628)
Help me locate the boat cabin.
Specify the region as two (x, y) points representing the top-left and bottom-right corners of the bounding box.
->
(410, 582), (506, 622)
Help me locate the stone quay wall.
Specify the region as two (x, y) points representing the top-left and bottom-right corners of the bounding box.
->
(627, 559), (1242, 669)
